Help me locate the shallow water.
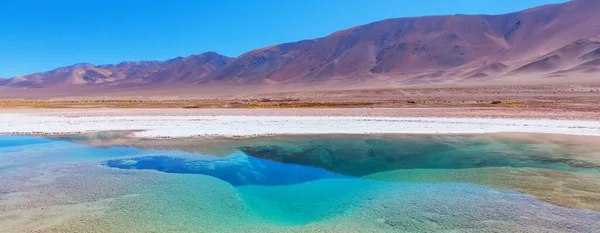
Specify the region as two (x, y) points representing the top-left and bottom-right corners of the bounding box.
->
(104, 154), (350, 186)
(237, 134), (600, 175)
(1, 134), (600, 232)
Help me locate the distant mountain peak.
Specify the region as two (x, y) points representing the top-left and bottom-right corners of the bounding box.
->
(2, 0), (600, 90)
(1, 52), (232, 88)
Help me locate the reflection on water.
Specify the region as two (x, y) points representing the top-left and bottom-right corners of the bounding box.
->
(0, 135), (160, 169)
(1, 133), (600, 232)
(238, 135), (600, 176)
(102, 134), (600, 187)
(0, 135), (53, 148)
(104, 154), (349, 186)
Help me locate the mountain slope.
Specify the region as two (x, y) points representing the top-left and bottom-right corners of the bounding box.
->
(144, 52), (233, 84)
(204, 40), (320, 84)
(511, 38), (600, 74)
(202, 0), (600, 85)
(1, 52), (233, 88)
(2, 0), (600, 90)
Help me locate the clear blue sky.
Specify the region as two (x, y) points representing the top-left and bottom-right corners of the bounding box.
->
(0, 0), (567, 78)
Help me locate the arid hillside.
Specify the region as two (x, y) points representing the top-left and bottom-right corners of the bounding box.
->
(1, 0), (600, 93)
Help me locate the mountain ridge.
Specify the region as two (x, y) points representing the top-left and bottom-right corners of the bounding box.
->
(2, 0), (599, 90)
(2, 52), (234, 88)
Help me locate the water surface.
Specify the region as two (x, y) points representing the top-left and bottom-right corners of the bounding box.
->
(1, 134), (600, 232)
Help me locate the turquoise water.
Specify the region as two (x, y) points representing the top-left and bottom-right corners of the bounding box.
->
(0, 135), (183, 169)
(237, 135), (600, 175)
(0, 135), (54, 148)
(105, 154), (350, 186)
(1, 135), (600, 232)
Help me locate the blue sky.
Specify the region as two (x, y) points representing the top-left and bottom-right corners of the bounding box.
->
(0, 0), (567, 78)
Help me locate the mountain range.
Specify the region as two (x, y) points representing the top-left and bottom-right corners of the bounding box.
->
(2, 0), (600, 90)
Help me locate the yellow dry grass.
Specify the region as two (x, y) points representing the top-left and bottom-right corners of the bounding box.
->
(0, 101), (52, 108)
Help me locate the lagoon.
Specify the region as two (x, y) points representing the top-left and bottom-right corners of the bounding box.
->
(1, 134), (599, 232)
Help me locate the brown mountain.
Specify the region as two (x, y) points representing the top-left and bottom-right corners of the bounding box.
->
(204, 40), (320, 84)
(511, 38), (600, 75)
(2, 0), (600, 90)
(1, 52), (233, 88)
(200, 0), (600, 86)
(143, 52), (234, 84)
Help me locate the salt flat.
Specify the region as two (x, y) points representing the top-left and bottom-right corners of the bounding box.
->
(1, 111), (599, 138)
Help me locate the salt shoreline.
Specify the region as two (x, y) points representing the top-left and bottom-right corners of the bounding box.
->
(1, 113), (600, 138)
